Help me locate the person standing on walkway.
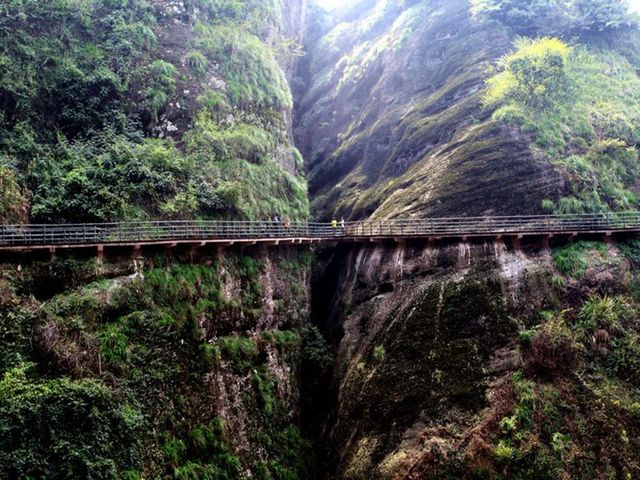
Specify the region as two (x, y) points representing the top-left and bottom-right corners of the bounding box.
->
(273, 214), (280, 237)
(331, 218), (338, 236)
(283, 215), (291, 230)
(340, 217), (345, 234)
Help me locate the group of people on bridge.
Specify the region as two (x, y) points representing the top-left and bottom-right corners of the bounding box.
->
(271, 214), (347, 234)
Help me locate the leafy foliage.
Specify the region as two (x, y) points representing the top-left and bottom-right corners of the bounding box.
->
(552, 241), (607, 278)
(218, 336), (259, 372)
(0, 0), (156, 142)
(471, 0), (639, 36)
(483, 38), (574, 111)
(485, 37), (640, 213)
(29, 131), (187, 222)
(195, 23), (292, 109)
(0, 0), (308, 223)
(185, 50), (209, 78)
(0, 363), (144, 479)
(0, 163), (28, 223)
(165, 419), (242, 480)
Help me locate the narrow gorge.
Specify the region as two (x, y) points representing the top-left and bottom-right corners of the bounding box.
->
(1, 1), (640, 479)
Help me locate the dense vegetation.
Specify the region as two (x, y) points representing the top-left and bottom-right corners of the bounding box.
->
(0, 250), (319, 478)
(472, 0), (640, 36)
(0, 0), (308, 223)
(482, 19), (640, 213)
(476, 241), (640, 479)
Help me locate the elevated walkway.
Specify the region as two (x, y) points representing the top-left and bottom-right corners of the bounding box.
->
(1, 213), (639, 259)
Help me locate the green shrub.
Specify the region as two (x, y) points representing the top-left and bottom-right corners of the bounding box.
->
(262, 329), (300, 347)
(483, 37), (574, 111)
(551, 432), (572, 452)
(579, 295), (631, 333)
(162, 436), (187, 466)
(373, 345), (386, 362)
(301, 326), (333, 375)
(185, 50), (208, 78)
(218, 336), (258, 371)
(200, 343), (221, 369)
(524, 313), (583, 377)
(150, 60), (178, 92)
(0, 364), (144, 478)
(253, 369), (278, 415)
(519, 329), (537, 346)
(48, 290), (103, 325)
(164, 419), (242, 477)
(494, 440), (515, 461)
(499, 415), (518, 433)
(99, 323), (129, 367)
(552, 241), (607, 278)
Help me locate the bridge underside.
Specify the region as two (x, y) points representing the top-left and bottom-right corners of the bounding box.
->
(0, 230), (637, 263)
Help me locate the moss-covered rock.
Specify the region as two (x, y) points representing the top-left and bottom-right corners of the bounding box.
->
(0, 248), (312, 478)
(311, 239), (640, 479)
(295, 0), (565, 220)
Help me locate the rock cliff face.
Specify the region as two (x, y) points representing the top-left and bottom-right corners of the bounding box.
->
(0, 248), (314, 478)
(0, 0), (309, 222)
(297, 4), (640, 476)
(295, 0), (564, 220)
(311, 239), (640, 479)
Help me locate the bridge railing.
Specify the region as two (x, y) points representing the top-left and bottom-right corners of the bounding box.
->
(0, 221), (338, 246)
(346, 212), (640, 237)
(1, 212), (640, 246)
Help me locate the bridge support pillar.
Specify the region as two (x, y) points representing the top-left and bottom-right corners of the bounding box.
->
(188, 242), (208, 262)
(133, 244), (142, 258)
(239, 241), (258, 253)
(513, 234), (524, 251)
(96, 245), (104, 265)
(48, 246), (56, 262)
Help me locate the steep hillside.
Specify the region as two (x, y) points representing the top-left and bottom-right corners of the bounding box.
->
(2, 1), (640, 479)
(297, 2), (640, 479)
(0, 0), (308, 223)
(312, 238), (640, 479)
(0, 248), (322, 478)
(295, 0), (640, 220)
(0, 2), (319, 479)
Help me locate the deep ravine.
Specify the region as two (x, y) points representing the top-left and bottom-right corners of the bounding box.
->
(1, 1), (640, 479)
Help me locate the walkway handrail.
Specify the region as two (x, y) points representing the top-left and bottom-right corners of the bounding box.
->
(1, 212), (640, 247)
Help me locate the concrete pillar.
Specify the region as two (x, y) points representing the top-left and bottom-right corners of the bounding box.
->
(513, 234), (523, 251)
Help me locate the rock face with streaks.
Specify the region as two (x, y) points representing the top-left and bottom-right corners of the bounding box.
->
(295, 0), (564, 220)
(311, 238), (640, 479)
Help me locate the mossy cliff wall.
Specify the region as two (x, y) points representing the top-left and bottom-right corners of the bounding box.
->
(296, 0), (640, 220)
(311, 238), (640, 479)
(295, 0), (564, 220)
(0, 248), (314, 479)
(0, 0), (309, 222)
